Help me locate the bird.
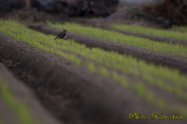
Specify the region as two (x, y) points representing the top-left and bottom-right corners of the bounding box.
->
(55, 29), (67, 40)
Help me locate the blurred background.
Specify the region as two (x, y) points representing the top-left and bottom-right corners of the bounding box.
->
(0, 0), (186, 27)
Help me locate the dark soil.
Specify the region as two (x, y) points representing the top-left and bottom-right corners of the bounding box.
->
(29, 23), (187, 73)
(0, 63), (61, 124)
(0, 33), (158, 124)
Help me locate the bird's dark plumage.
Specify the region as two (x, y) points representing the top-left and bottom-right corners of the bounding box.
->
(55, 29), (67, 40)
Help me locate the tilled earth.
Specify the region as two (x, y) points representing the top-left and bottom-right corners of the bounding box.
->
(0, 33), (148, 124)
(0, 63), (61, 124)
(29, 23), (187, 73)
(0, 20), (186, 124)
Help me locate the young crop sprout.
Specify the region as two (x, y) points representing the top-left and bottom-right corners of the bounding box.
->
(55, 29), (67, 40)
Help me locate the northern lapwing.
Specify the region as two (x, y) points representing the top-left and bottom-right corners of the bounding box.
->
(55, 29), (67, 40)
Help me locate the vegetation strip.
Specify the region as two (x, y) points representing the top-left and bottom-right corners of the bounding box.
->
(0, 25), (131, 124)
(49, 22), (187, 59)
(112, 24), (187, 42)
(52, 40), (187, 104)
(38, 23), (187, 73)
(0, 77), (37, 124)
(28, 23), (187, 103)
(1, 21), (187, 117)
(0, 118), (4, 124)
(29, 22), (187, 104)
(105, 26), (187, 46)
(172, 26), (187, 33)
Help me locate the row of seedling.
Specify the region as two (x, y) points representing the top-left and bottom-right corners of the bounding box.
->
(0, 20), (187, 116)
(49, 22), (187, 59)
